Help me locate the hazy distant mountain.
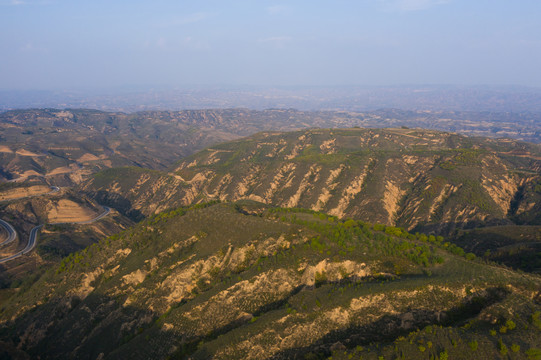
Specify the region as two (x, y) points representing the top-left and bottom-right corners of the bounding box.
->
(0, 108), (538, 184)
(2, 85), (541, 113)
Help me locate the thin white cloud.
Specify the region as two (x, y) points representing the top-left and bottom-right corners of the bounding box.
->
(258, 36), (293, 48)
(181, 36), (210, 51)
(157, 12), (215, 28)
(379, 0), (450, 11)
(519, 39), (541, 47)
(19, 42), (48, 53)
(2, 0), (53, 5)
(266, 5), (291, 16)
(179, 12), (212, 24)
(156, 38), (167, 49)
(143, 36), (210, 51)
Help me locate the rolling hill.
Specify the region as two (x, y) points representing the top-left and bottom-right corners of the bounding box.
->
(0, 202), (539, 359)
(1, 108), (539, 184)
(84, 128), (541, 233)
(1, 110), (540, 359)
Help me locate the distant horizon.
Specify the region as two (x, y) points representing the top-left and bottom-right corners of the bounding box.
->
(2, 1), (540, 90)
(2, 84), (541, 114)
(2, 83), (541, 93)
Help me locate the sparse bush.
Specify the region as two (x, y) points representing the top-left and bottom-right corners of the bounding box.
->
(439, 161), (455, 170)
(499, 339), (508, 356)
(440, 350), (449, 360)
(196, 231), (207, 239)
(506, 319), (516, 331)
(530, 311), (541, 330)
(196, 277), (209, 291)
(526, 348), (541, 360)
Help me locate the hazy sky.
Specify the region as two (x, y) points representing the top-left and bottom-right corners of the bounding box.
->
(1, 0), (540, 90)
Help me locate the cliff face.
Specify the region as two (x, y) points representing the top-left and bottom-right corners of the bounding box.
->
(84, 128), (541, 232)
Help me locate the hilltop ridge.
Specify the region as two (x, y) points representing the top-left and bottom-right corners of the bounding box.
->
(84, 127), (541, 233)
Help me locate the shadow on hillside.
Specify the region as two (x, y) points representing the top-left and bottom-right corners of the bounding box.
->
(86, 190), (144, 222)
(188, 275), (437, 359)
(420, 222), (541, 274)
(0, 292), (154, 359)
(269, 287), (509, 360)
(0, 275), (511, 360)
(412, 218), (513, 237)
(1, 281), (307, 359)
(170, 284), (306, 359)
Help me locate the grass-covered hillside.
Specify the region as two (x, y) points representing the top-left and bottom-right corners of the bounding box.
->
(0, 202), (539, 359)
(84, 128), (541, 233)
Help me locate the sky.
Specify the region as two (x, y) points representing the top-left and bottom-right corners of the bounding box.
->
(1, 0), (540, 90)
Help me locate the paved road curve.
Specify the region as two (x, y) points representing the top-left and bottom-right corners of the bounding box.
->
(0, 186), (57, 248)
(0, 225), (43, 264)
(0, 205), (110, 264)
(0, 219), (17, 247)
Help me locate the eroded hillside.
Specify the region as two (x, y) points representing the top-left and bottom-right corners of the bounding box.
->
(84, 128), (541, 233)
(2, 108), (539, 184)
(0, 202), (539, 359)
